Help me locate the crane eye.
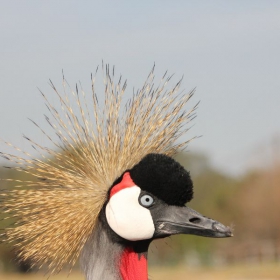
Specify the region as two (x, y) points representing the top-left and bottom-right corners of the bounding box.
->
(139, 194), (154, 208)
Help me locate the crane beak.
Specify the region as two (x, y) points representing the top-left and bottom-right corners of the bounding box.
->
(152, 205), (233, 238)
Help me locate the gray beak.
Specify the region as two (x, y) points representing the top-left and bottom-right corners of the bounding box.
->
(152, 205), (232, 238)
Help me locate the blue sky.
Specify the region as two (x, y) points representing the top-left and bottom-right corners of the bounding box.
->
(0, 1), (280, 176)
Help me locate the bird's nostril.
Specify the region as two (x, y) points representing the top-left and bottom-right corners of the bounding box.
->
(189, 217), (201, 224)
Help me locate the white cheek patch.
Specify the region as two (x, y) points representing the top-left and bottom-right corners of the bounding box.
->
(105, 186), (155, 241)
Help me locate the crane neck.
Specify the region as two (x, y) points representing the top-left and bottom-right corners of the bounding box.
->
(81, 212), (151, 280)
(120, 242), (149, 280)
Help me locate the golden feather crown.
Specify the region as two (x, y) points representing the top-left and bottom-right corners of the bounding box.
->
(0, 64), (197, 273)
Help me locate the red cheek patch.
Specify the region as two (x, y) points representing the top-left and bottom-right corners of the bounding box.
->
(110, 172), (135, 198)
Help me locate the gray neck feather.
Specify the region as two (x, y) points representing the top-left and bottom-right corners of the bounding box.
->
(80, 221), (123, 280)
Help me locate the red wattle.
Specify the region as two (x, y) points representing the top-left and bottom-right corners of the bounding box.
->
(120, 247), (148, 280)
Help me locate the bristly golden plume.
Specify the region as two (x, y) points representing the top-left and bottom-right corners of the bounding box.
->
(0, 64), (197, 273)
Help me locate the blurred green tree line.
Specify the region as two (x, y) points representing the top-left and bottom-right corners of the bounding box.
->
(1, 150), (280, 272)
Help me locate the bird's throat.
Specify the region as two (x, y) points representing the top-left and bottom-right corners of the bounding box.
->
(120, 247), (148, 280)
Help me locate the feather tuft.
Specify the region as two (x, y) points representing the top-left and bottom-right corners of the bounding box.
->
(0, 64), (197, 273)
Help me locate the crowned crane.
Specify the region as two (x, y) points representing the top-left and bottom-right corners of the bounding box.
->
(0, 65), (232, 280)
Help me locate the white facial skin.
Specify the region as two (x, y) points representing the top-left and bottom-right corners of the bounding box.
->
(105, 186), (155, 241)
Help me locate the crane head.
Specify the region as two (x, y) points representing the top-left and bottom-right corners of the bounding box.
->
(105, 153), (232, 242)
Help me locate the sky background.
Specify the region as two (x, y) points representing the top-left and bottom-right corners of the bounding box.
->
(0, 1), (279, 176)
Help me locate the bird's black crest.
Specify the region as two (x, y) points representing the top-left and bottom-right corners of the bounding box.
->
(129, 153), (193, 206)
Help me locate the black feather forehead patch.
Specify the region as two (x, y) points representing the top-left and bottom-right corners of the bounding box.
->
(129, 153), (193, 206)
